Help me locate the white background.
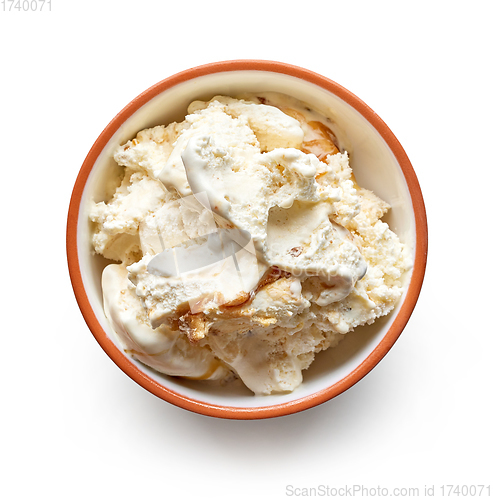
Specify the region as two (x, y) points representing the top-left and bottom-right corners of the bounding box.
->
(1, 1), (492, 499)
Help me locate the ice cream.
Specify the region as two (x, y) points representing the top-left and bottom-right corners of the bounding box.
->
(89, 92), (410, 395)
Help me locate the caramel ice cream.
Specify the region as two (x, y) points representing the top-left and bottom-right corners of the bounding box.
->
(89, 92), (410, 395)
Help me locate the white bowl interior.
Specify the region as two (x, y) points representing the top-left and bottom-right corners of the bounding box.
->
(77, 70), (416, 408)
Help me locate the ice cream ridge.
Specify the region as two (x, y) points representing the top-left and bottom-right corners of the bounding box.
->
(90, 92), (410, 395)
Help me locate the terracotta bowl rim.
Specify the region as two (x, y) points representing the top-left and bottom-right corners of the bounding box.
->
(66, 59), (428, 420)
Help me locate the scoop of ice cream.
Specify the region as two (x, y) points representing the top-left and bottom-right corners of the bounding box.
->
(90, 93), (411, 394)
(180, 134), (367, 298)
(188, 95), (304, 151)
(114, 122), (190, 178)
(89, 170), (169, 265)
(102, 263), (230, 380)
(203, 276), (311, 394)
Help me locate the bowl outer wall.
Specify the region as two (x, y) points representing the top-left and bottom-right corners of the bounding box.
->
(66, 60), (428, 419)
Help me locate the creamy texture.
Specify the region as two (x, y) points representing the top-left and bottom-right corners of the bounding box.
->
(90, 92), (410, 395)
(102, 263), (230, 380)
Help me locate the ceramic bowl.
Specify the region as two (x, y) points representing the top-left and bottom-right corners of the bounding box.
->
(67, 60), (427, 419)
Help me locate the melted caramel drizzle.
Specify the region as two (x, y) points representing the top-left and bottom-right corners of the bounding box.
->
(279, 106), (339, 162)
